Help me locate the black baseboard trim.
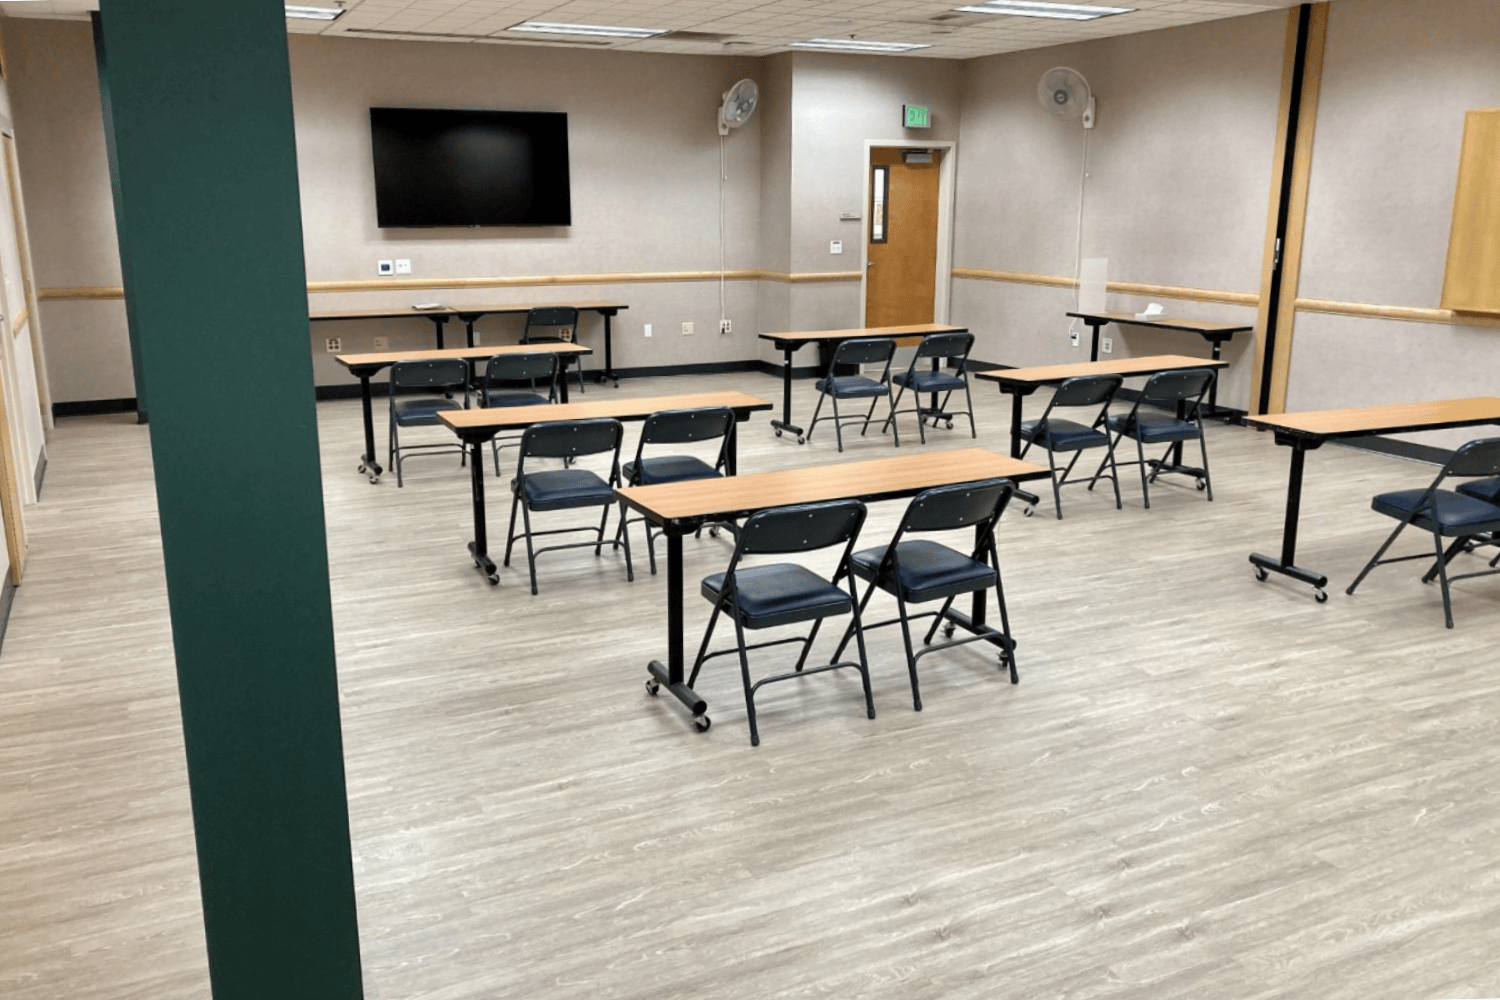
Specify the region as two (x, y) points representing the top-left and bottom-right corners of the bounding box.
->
(54, 398), (138, 418)
(0, 573), (15, 657)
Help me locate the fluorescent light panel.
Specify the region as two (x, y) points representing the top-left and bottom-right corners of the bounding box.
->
(790, 38), (930, 53)
(954, 1), (1133, 19)
(507, 21), (666, 39)
(285, 4), (345, 20)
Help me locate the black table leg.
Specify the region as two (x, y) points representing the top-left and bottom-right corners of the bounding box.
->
(1249, 438), (1329, 600)
(423, 315), (449, 349)
(465, 438), (498, 584)
(600, 309), (619, 386)
(1008, 390), (1025, 459)
(557, 358), (573, 404)
(646, 530), (709, 729)
(355, 370), (382, 484)
(1087, 318), (1106, 362)
(770, 343), (805, 443)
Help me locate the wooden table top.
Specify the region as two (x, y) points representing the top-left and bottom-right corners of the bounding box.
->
(617, 447), (1049, 526)
(1245, 397), (1500, 441)
(437, 390), (773, 433)
(1066, 310), (1253, 335)
(335, 342), (591, 369)
(312, 301), (628, 321)
(972, 354), (1229, 387)
(758, 323), (965, 343)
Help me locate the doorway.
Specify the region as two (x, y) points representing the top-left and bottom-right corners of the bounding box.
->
(861, 142), (956, 328)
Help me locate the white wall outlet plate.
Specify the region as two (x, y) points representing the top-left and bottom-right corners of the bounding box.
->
(325, 338), (341, 352)
(681, 322), (694, 336)
(372, 336), (388, 351)
(1070, 331), (1080, 347)
(1101, 337), (1113, 354)
(719, 319), (731, 335)
(395, 259), (412, 274)
(377, 260), (394, 276)
(644, 324), (652, 338)
(830, 240), (843, 254)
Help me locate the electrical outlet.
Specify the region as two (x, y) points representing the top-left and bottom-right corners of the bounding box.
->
(1101, 336), (1113, 354)
(1069, 331), (1080, 348)
(719, 319), (732, 335)
(644, 323), (653, 338)
(681, 322), (694, 336)
(377, 260), (394, 276)
(325, 338), (342, 353)
(395, 259), (412, 275)
(373, 336), (388, 351)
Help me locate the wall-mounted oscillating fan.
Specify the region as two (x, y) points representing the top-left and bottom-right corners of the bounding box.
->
(1037, 67), (1095, 129)
(718, 79), (759, 136)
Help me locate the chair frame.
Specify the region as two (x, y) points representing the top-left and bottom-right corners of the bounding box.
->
(504, 418), (633, 595)
(477, 352), (560, 475)
(687, 499), (875, 746)
(832, 478), (1019, 710)
(805, 337), (901, 453)
(387, 358), (470, 487)
(616, 406), (737, 575)
(1017, 373), (1123, 519)
(1094, 368), (1216, 509)
(1346, 437), (1500, 628)
(520, 306), (585, 394)
(882, 331), (978, 444)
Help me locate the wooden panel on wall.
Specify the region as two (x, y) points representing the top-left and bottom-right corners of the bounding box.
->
(1441, 108), (1500, 314)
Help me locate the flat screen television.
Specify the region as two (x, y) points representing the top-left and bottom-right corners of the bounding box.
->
(369, 107), (571, 228)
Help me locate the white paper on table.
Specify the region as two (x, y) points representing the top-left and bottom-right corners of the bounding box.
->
(1078, 258), (1108, 314)
(1135, 302), (1165, 321)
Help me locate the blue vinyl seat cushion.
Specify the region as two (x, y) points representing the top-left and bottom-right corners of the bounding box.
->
(515, 469), (615, 511)
(1370, 489), (1500, 534)
(893, 370), (966, 393)
(1106, 413), (1199, 445)
(1020, 418), (1108, 452)
(392, 397), (463, 425)
(701, 563), (854, 630)
(481, 389), (550, 408)
(624, 455), (720, 485)
(1457, 478), (1500, 505)
(814, 374), (890, 398)
(850, 539), (996, 604)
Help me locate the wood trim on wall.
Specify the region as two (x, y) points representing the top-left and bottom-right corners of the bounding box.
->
(1295, 298), (1500, 328)
(952, 267), (1258, 307)
(39, 285), (125, 300)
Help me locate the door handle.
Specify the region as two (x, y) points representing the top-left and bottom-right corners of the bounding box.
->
(866, 261), (874, 267)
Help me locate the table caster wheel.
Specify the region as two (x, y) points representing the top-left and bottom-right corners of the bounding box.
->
(775, 427), (783, 438)
(709, 526), (720, 538)
(1314, 589), (1328, 603)
(797, 436), (806, 445)
(692, 714), (711, 732)
(1254, 566), (1268, 582)
(646, 679), (660, 697)
(1022, 505), (1035, 517)
(942, 623), (956, 639)
(945, 420), (954, 430)
(368, 475), (380, 485)
(486, 574), (499, 586)
(1196, 479), (1207, 491)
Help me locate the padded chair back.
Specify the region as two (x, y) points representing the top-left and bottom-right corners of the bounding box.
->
(641, 406), (735, 446)
(1140, 368), (1215, 407)
(736, 499), (867, 557)
(390, 358), (469, 392)
(913, 331), (973, 362)
(484, 352), (558, 385)
(519, 418), (623, 460)
(832, 337), (897, 368)
(1445, 437), (1500, 479)
(524, 306), (580, 338)
(902, 478), (1014, 534)
(1051, 373), (1122, 409)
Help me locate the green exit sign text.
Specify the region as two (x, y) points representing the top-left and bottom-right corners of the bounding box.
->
(903, 104), (931, 129)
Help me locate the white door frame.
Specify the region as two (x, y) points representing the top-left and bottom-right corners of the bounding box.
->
(858, 139), (958, 327)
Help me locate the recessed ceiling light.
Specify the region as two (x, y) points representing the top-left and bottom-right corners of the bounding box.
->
(954, 1), (1133, 20)
(507, 21), (667, 40)
(285, 5), (345, 20)
(789, 38), (931, 53)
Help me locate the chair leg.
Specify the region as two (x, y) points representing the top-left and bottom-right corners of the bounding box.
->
(962, 384), (977, 439)
(1197, 428), (1214, 501)
(1345, 515), (1418, 596)
(1133, 434), (1151, 509)
(687, 602), (724, 688)
(1432, 527), (1457, 629)
(1423, 536), (1472, 584)
(847, 592), (877, 722)
(882, 383), (907, 437)
(731, 615), (761, 747)
(991, 559), (1019, 684)
(520, 503), (539, 596)
(615, 504), (634, 583)
(645, 521), (659, 576)
(831, 393), (845, 452)
(894, 592), (922, 711)
(806, 391), (829, 444)
(923, 596), (957, 644)
(504, 489), (522, 567)
(793, 618), (825, 672)
(886, 393), (901, 448)
(389, 415), (403, 488)
(859, 396), (880, 438)
(1046, 447), (1064, 520)
(832, 577), (881, 663)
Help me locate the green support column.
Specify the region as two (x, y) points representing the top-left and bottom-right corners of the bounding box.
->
(94, 3), (363, 998)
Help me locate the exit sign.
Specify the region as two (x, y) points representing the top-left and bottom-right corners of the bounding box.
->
(903, 104), (931, 129)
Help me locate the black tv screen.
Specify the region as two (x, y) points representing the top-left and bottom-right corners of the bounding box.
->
(370, 107), (571, 228)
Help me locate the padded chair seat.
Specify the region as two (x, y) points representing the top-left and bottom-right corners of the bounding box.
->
(624, 455), (721, 485)
(1020, 418), (1107, 452)
(515, 469), (615, 510)
(814, 375), (890, 398)
(392, 397), (463, 425)
(481, 390), (549, 408)
(701, 563), (853, 630)
(1106, 413), (1198, 444)
(1370, 489), (1500, 534)
(893, 370), (966, 393)
(1458, 478), (1500, 504)
(850, 538), (995, 603)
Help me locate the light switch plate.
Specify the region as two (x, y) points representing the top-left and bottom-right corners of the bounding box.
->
(830, 240), (843, 254)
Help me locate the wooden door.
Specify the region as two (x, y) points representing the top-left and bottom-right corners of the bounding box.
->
(864, 147), (941, 328)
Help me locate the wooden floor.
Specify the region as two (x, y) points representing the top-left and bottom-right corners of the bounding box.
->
(5, 370), (1500, 1000)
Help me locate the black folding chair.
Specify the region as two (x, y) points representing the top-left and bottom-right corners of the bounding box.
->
(504, 418), (632, 595)
(805, 337), (900, 452)
(1096, 368), (1216, 509)
(387, 358), (469, 487)
(831, 479), (1019, 710)
(882, 331), (978, 444)
(476, 352), (559, 475)
(616, 406), (737, 575)
(520, 306), (584, 394)
(1017, 373), (1122, 519)
(1346, 437), (1500, 628)
(687, 499), (875, 746)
